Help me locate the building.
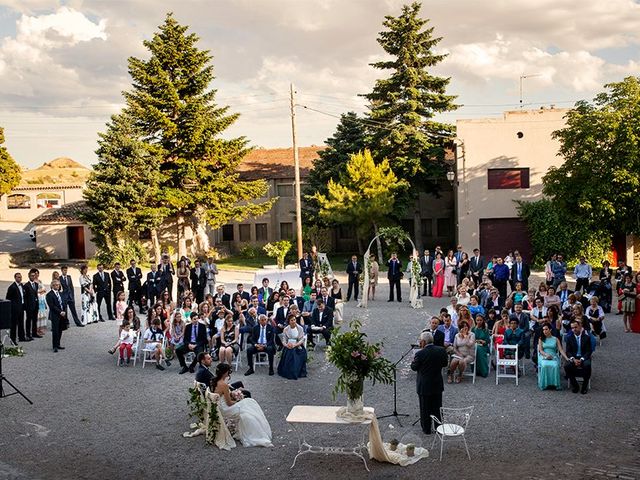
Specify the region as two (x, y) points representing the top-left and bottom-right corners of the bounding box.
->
(32, 201), (96, 259)
(454, 108), (570, 262)
(0, 184), (85, 222)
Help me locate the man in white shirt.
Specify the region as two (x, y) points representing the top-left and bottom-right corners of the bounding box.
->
(573, 256), (593, 294)
(205, 257), (218, 297)
(446, 297), (459, 327)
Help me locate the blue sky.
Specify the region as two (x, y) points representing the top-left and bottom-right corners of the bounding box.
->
(0, 0), (638, 168)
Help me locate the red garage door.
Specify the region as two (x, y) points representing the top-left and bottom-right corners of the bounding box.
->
(479, 218), (532, 263)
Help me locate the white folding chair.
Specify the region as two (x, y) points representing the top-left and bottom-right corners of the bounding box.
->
(115, 330), (140, 367)
(254, 351), (269, 369)
(495, 344), (519, 385)
(462, 344), (478, 384)
(431, 406), (474, 461)
(142, 336), (166, 368)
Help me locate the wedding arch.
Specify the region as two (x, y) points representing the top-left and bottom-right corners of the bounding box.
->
(359, 226), (423, 309)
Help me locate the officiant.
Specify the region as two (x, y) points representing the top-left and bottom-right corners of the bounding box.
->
(195, 352), (251, 398)
(410, 331), (448, 435)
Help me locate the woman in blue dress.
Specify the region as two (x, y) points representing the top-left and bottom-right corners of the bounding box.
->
(537, 323), (569, 390)
(277, 315), (307, 380)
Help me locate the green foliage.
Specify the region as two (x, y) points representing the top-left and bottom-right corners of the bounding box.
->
(378, 226), (411, 253)
(205, 398), (220, 445)
(326, 319), (395, 400)
(363, 2), (457, 211)
(187, 386), (206, 425)
(303, 225), (332, 253)
(303, 112), (367, 225)
(0, 127), (21, 197)
(238, 243), (260, 259)
(263, 240), (292, 269)
(314, 150), (407, 241)
(516, 199), (611, 268)
(544, 76), (640, 235)
(96, 239), (148, 267)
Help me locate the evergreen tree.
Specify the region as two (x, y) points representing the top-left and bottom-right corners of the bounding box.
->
(83, 113), (168, 261)
(303, 111), (366, 225)
(314, 149), (407, 253)
(363, 2), (457, 245)
(122, 13), (273, 255)
(0, 127), (20, 197)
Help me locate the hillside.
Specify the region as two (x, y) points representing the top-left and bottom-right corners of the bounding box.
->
(20, 157), (91, 185)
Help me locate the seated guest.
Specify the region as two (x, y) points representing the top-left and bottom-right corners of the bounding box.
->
(143, 317), (170, 371)
(531, 297), (548, 323)
(467, 295), (485, 320)
(504, 318), (526, 359)
(274, 295), (291, 344)
(509, 302), (532, 359)
(446, 297), (459, 326)
(249, 296), (267, 316)
(309, 300), (333, 347)
(288, 287), (306, 311)
(455, 287), (471, 306)
(266, 291), (281, 313)
(240, 307), (259, 334)
(168, 310), (185, 359)
(544, 286), (561, 310)
(564, 319), (593, 394)
(245, 314), (276, 376)
(448, 320), (476, 384)
(471, 314), (490, 378)
(302, 291), (317, 319)
(318, 287), (336, 310)
(195, 352), (250, 397)
(177, 313), (208, 374)
(218, 313), (239, 365)
(508, 281), (526, 304)
(486, 309), (498, 332)
(585, 296), (606, 340)
(257, 278), (273, 305)
(485, 288), (504, 316)
(422, 316), (445, 347)
(537, 323), (569, 390)
(277, 315), (307, 380)
(437, 314), (458, 354)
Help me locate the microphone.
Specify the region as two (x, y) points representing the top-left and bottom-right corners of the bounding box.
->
(411, 344), (420, 349)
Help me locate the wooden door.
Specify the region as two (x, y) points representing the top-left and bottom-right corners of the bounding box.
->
(479, 218), (532, 263)
(67, 226), (86, 259)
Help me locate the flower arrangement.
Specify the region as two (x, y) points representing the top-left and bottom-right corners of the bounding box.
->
(317, 258), (330, 279)
(187, 385), (206, 426)
(410, 256), (423, 287)
(205, 399), (220, 445)
(327, 319), (395, 403)
(2, 346), (25, 357)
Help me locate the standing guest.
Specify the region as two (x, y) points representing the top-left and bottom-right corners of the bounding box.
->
(205, 257), (218, 297)
(419, 249), (434, 297)
(176, 259), (190, 300)
(510, 254), (530, 293)
(432, 253), (445, 298)
(245, 314), (276, 376)
(301, 277), (313, 301)
(469, 248), (485, 287)
(454, 245), (465, 285)
(630, 273), (640, 333)
(544, 254), (556, 287)
(368, 254), (380, 301)
(598, 261), (613, 313)
(93, 264), (113, 321)
(126, 259), (143, 309)
(449, 321), (476, 383)
(492, 258), (510, 299)
(387, 252), (403, 302)
(23, 269), (41, 340)
(410, 331), (448, 435)
(146, 264), (162, 307)
(537, 323), (569, 390)
(574, 256), (593, 294)
(45, 279), (66, 353)
(444, 250), (458, 296)
(619, 273), (636, 333)
(143, 317), (170, 371)
(277, 315), (307, 380)
(458, 252), (470, 285)
(471, 315), (490, 378)
(35, 270), (48, 336)
(564, 319), (593, 394)
(160, 253), (175, 301)
(299, 252), (314, 287)
(552, 254), (568, 288)
(59, 266), (82, 327)
(190, 259), (207, 304)
(177, 313), (208, 374)
(110, 263), (126, 316)
(6, 272), (26, 344)
(79, 265), (98, 325)
(346, 255), (363, 302)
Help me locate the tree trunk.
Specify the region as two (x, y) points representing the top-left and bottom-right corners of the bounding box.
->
(194, 220), (210, 257)
(151, 228), (161, 264)
(356, 231), (364, 256)
(413, 198), (423, 251)
(373, 222), (384, 263)
(177, 213), (187, 259)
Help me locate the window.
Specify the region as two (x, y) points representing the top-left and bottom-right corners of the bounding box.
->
(7, 194), (30, 209)
(437, 218), (451, 237)
(222, 224), (234, 242)
(277, 184), (294, 197)
(421, 218), (433, 237)
(487, 168), (530, 189)
(239, 224), (251, 242)
(255, 223), (268, 241)
(36, 192), (61, 208)
(280, 222), (293, 240)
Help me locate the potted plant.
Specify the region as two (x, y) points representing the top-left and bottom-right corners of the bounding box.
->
(389, 438), (399, 451)
(406, 443), (415, 457)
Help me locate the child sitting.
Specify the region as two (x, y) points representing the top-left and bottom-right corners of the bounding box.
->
(143, 318), (171, 371)
(119, 320), (135, 366)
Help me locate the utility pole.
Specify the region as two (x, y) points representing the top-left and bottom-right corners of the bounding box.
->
(290, 83), (303, 260)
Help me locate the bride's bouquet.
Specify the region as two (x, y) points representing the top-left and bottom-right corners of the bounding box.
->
(231, 389), (245, 401)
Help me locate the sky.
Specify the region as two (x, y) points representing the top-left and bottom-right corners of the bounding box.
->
(0, 0), (638, 169)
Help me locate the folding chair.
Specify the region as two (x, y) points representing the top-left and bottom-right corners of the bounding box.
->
(496, 344), (519, 385)
(115, 330), (140, 367)
(142, 336), (166, 368)
(462, 344), (478, 384)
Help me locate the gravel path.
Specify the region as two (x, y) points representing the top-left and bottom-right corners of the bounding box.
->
(0, 277), (638, 480)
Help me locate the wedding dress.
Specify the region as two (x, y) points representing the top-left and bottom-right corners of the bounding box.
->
(217, 395), (273, 447)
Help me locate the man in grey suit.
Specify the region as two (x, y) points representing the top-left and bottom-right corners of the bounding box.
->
(410, 331), (448, 435)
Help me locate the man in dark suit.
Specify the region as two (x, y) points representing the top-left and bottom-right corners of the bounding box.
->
(190, 260), (207, 304)
(485, 289), (504, 314)
(23, 269), (41, 339)
(195, 352), (251, 397)
(510, 253), (530, 292)
(273, 295), (291, 346)
(111, 262), (126, 314)
(299, 252), (314, 286)
(287, 288), (305, 311)
(411, 331), (448, 435)
(177, 314), (209, 374)
(564, 319), (592, 394)
(310, 300), (333, 346)
(126, 259), (143, 309)
(420, 249), (434, 296)
(5, 272), (27, 344)
(387, 252), (403, 302)
(318, 287), (335, 310)
(214, 285), (231, 310)
(245, 314), (276, 376)
(422, 316), (445, 347)
(160, 254), (175, 300)
(557, 281), (573, 305)
(146, 263), (162, 307)
(346, 255), (363, 301)
(46, 279), (67, 352)
(257, 278), (273, 305)
(92, 264), (113, 321)
(60, 265), (82, 327)
(469, 248), (485, 286)
(236, 284), (251, 303)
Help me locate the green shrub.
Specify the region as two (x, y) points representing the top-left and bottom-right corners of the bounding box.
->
(238, 243), (260, 259)
(96, 240), (148, 267)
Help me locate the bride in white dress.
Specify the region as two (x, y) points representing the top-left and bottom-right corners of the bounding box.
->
(212, 363), (273, 447)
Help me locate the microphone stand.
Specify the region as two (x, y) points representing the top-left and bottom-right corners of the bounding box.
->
(0, 344), (33, 404)
(377, 345), (415, 427)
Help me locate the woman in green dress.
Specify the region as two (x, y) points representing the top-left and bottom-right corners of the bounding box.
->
(537, 323), (569, 390)
(301, 277), (313, 302)
(471, 314), (491, 377)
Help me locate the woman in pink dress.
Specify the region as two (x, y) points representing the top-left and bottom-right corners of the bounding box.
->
(432, 252), (445, 298)
(444, 250), (458, 297)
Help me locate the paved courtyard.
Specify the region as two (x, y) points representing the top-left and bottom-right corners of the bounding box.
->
(0, 273), (639, 480)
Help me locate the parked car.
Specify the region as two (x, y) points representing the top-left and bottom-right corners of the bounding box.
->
(29, 227), (36, 241)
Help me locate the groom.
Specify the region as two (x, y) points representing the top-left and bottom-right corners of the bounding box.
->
(195, 352), (251, 397)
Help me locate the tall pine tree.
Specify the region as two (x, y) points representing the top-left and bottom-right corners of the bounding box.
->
(363, 2), (457, 246)
(0, 127), (20, 197)
(122, 13), (273, 256)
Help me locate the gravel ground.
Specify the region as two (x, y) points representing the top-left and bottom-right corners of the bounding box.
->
(0, 275), (639, 480)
